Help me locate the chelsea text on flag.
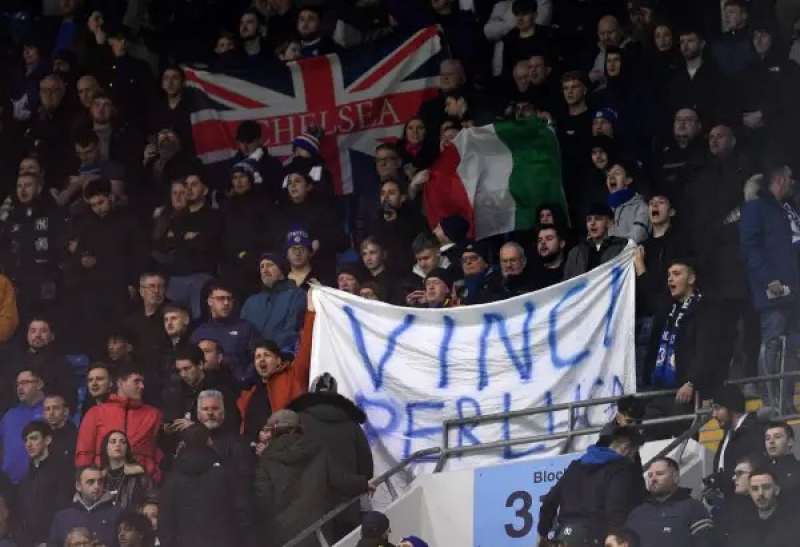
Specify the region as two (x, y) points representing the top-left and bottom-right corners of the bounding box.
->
(186, 27), (442, 194)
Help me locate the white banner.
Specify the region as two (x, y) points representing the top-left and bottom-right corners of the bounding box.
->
(310, 247), (636, 479)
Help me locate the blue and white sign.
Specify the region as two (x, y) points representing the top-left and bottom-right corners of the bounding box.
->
(310, 247), (636, 478)
(473, 453), (580, 546)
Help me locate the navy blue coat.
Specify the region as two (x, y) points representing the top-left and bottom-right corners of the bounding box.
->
(739, 195), (800, 310)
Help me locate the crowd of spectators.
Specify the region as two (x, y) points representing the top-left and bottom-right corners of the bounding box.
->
(539, 388), (800, 547)
(0, 0), (798, 545)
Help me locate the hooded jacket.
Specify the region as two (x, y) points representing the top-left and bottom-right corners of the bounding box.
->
(609, 191), (650, 244)
(241, 279), (306, 354)
(625, 488), (714, 547)
(160, 446), (250, 547)
(538, 445), (645, 542)
(255, 432), (368, 547)
(75, 394), (163, 482)
(49, 493), (121, 547)
(288, 392), (374, 540)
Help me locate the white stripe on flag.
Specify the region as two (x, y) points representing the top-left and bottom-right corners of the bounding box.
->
(454, 124), (516, 238)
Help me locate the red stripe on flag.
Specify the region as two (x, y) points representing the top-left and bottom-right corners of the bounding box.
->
(349, 27), (439, 93)
(424, 144), (475, 237)
(185, 70), (267, 109)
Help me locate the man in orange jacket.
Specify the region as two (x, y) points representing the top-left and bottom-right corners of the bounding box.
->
(75, 362), (163, 481)
(238, 289), (315, 444)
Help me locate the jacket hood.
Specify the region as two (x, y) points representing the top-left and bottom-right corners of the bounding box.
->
(288, 392), (367, 424)
(580, 444), (624, 465)
(175, 446), (221, 475)
(263, 433), (320, 466)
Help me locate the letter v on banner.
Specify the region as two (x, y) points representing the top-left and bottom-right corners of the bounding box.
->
(343, 305), (416, 389)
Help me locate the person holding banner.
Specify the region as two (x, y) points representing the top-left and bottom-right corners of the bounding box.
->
(237, 292), (315, 445)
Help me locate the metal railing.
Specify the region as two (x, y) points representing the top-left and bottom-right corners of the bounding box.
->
(433, 388), (701, 472)
(284, 367), (800, 546)
(283, 447), (442, 547)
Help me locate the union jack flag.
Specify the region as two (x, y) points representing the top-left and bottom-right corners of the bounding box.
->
(185, 26), (442, 195)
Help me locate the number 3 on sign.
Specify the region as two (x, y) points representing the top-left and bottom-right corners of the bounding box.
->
(504, 490), (534, 538)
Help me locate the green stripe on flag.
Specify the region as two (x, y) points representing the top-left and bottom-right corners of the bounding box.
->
(495, 118), (567, 231)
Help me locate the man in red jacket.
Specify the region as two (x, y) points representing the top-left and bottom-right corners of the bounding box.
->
(75, 363), (163, 481)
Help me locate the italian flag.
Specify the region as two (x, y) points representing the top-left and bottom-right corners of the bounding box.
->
(424, 117), (566, 240)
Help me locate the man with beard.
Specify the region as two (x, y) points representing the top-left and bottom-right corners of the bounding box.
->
(668, 28), (726, 127)
(15, 317), (76, 410)
(708, 385), (766, 495)
(530, 224), (567, 290)
(239, 9), (269, 64)
(241, 253), (306, 354)
(625, 458), (714, 546)
(727, 468), (800, 547)
(369, 179), (427, 272)
(297, 5), (339, 58)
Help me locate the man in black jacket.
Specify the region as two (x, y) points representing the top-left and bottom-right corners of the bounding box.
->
(709, 385), (767, 495)
(64, 178), (147, 356)
(17, 420), (73, 546)
(538, 427), (645, 545)
(161, 346), (240, 435)
(642, 259), (720, 433)
(727, 467), (800, 547)
(160, 424), (253, 547)
(684, 124), (760, 387)
(0, 173), (66, 321)
(368, 178), (427, 273)
(43, 393), (77, 465)
(161, 169), (222, 320)
(764, 421), (800, 500)
(255, 409), (371, 547)
(288, 375), (374, 542)
(626, 457), (715, 547)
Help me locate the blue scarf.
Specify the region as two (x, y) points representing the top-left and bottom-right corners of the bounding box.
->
(608, 188), (635, 209)
(652, 292), (702, 387)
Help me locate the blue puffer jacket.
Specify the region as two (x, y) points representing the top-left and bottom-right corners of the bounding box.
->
(739, 193), (800, 310)
(241, 280), (306, 353)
